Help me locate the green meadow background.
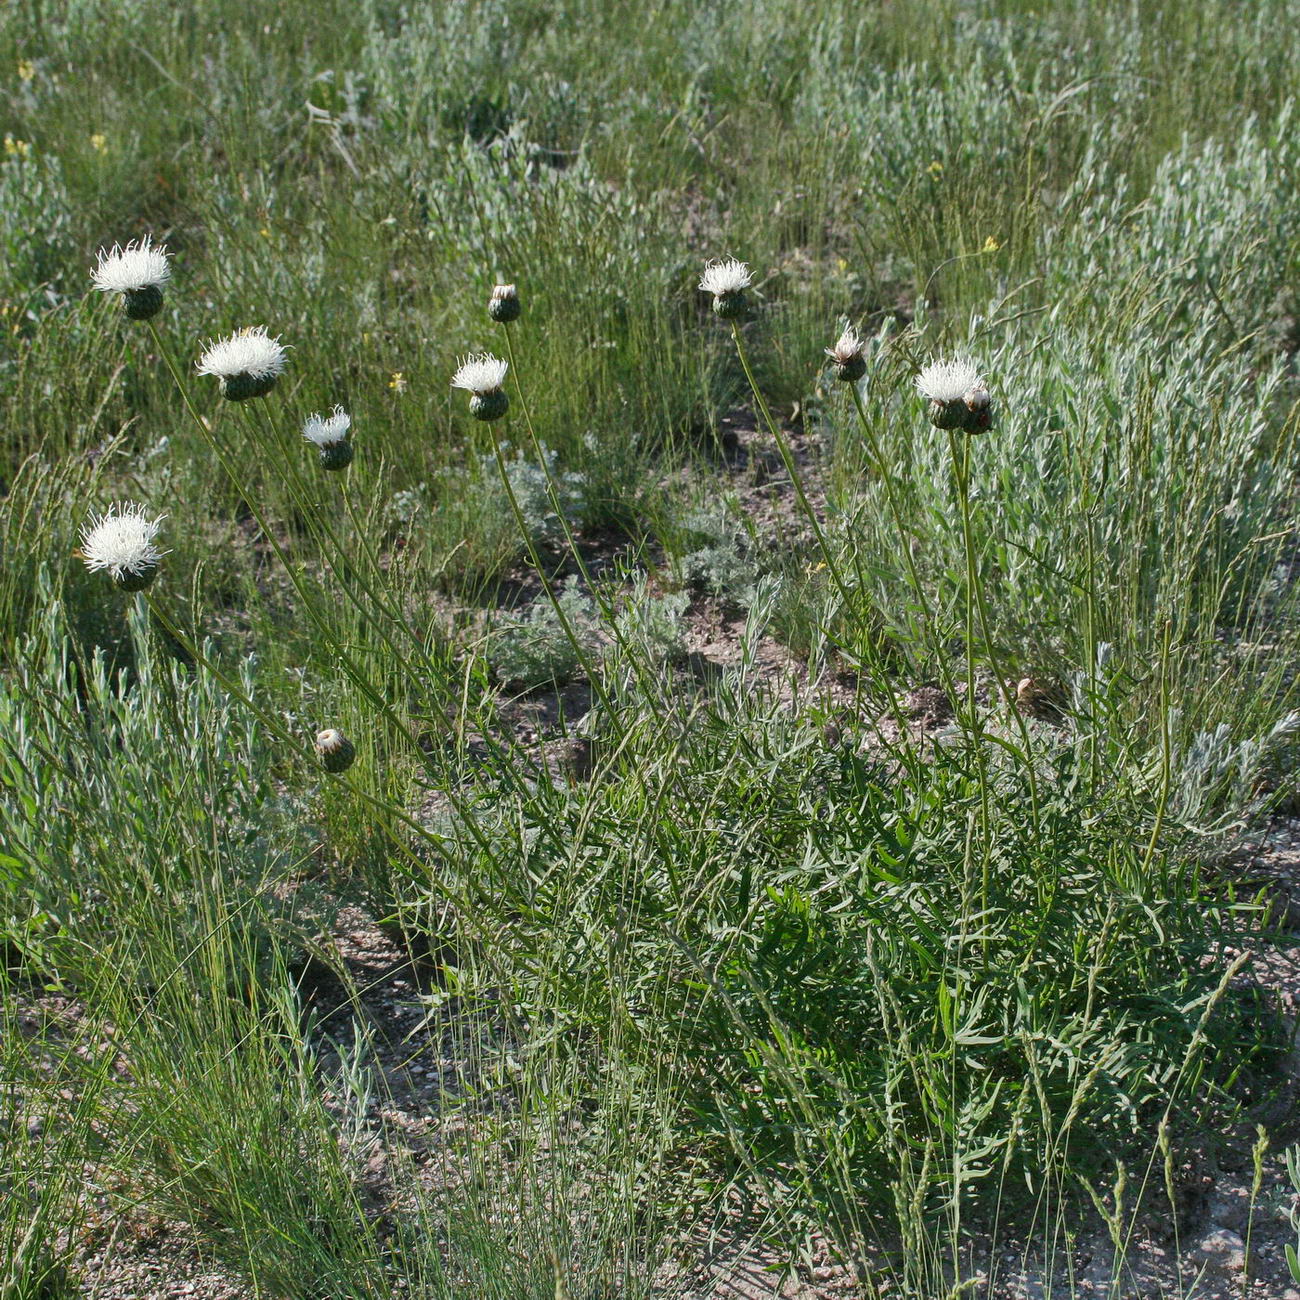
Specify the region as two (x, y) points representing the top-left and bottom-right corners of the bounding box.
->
(3, 1), (1300, 1296)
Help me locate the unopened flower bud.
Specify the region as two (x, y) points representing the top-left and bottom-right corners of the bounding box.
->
(962, 383), (993, 433)
(315, 728), (356, 774)
(488, 283), (521, 323)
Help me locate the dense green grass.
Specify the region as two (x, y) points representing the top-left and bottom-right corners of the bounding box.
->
(5, 1), (1300, 1296)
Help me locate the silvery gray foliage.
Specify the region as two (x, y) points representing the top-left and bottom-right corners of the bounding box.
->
(480, 443), (584, 546)
(491, 576), (597, 690)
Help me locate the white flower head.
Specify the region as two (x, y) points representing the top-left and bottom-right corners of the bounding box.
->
(196, 326), (289, 381)
(303, 405), (351, 446)
(915, 357), (984, 404)
(91, 236), (171, 296)
(698, 258), (752, 297)
(451, 352), (509, 395)
(826, 326), (865, 365)
(79, 501), (168, 584)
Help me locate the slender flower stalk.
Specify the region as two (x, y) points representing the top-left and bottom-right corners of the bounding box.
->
(78, 501), (168, 591)
(196, 326), (288, 401)
(492, 321), (661, 714)
(91, 236), (171, 320)
(943, 424), (1041, 830)
(722, 306), (909, 730)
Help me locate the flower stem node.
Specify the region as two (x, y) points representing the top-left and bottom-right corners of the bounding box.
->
(92, 236), (171, 320)
(488, 283), (521, 323)
(451, 353), (510, 422)
(197, 326), (289, 402)
(825, 326), (867, 383)
(699, 258), (752, 320)
(79, 501), (168, 591)
(315, 728), (356, 774)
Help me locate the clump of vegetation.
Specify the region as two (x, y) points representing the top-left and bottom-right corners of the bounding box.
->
(5, 2), (1300, 1297)
(490, 577), (599, 689)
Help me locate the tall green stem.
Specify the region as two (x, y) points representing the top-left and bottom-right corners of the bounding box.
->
(727, 322), (907, 731)
(946, 428), (1040, 830)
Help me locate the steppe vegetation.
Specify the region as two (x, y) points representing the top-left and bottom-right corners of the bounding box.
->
(4, 1), (1300, 1296)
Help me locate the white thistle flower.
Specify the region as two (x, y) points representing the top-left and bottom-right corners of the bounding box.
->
(916, 357), (994, 432)
(825, 326), (867, 382)
(91, 236), (171, 319)
(915, 357), (983, 404)
(452, 353), (509, 422)
(196, 326), (289, 400)
(92, 236), (171, 295)
(302, 406), (351, 446)
(451, 353), (509, 394)
(698, 258), (752, 297)
(825, 326), (864, 365)
(79, 501), (168, 590)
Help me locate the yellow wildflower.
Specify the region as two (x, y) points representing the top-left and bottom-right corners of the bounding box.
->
(389, 371), (408, 393)
(927, 160), (943, 177)
(4, 136), (31, 159)
(90, 133), (107, 154)
(17, 60), (35, 83)
(982, 235), (1000, 252)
